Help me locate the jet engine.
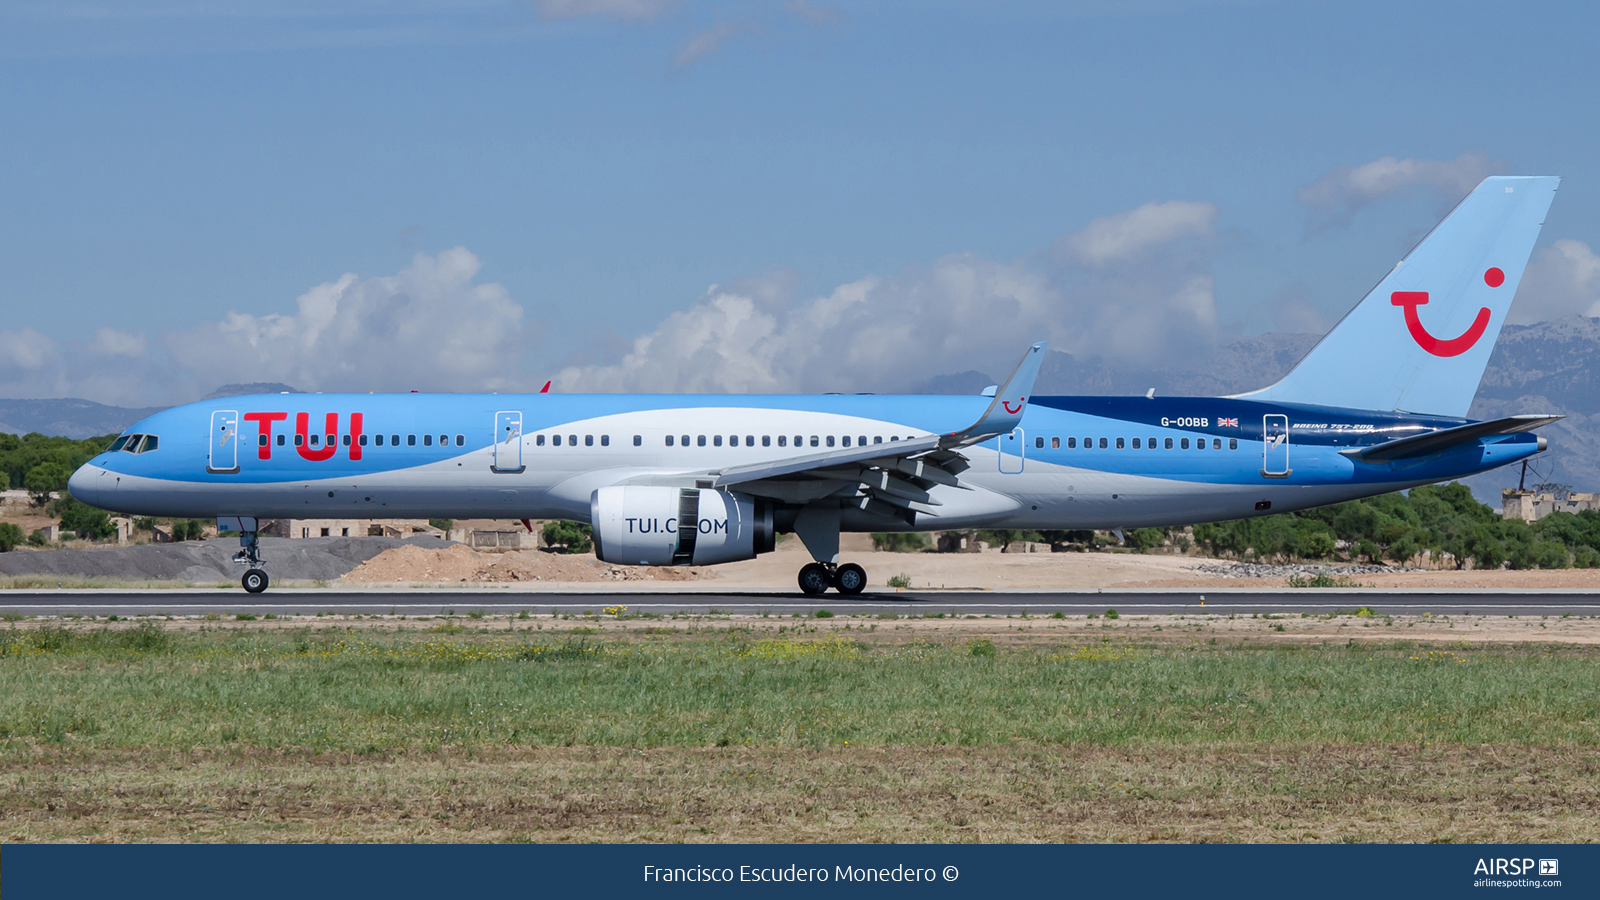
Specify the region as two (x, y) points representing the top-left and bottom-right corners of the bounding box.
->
(591, 486), (775, 566)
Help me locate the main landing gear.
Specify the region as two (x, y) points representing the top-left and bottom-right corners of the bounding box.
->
(232, 529), (269, 593)
(798, 562), (867, 596)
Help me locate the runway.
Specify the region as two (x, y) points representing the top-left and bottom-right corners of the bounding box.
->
(3, 589), (1600, 617)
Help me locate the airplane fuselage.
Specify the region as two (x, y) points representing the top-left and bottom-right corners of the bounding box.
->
(69, 391), (1540, 532)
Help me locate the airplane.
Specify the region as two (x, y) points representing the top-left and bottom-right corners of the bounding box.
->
(69, 175), (1562, 594)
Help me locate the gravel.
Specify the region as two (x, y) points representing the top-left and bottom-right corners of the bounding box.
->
(1192, 561), (1420, 579)
(0, 536), (456, 583)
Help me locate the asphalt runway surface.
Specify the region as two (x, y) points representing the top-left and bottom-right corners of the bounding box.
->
(2, 589), (1599, 617)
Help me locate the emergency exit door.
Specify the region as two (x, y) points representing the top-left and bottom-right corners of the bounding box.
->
(493, 411), (524, 473)
(207, 410), (240, 474)
(1261, 414), (1290, 478)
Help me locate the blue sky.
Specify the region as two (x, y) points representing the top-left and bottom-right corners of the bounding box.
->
(2, 0), (1598, 404)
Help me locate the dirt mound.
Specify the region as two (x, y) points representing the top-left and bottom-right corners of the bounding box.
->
(0, 536), (454, 583)
(341, 545), (713, 584)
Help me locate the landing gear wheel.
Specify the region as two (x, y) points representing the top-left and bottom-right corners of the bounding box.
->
(835, 563), (867, 595)
(242, 569), (269, 594)
(798, 563), (832, 596)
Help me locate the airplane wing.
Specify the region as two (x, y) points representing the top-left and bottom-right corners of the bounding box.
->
(660, 341), (1049, 524)
(1340, 414), (1562, 463)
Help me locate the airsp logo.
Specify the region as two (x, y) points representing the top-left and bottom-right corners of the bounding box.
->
(1474, 858), (1546, 876)
(1540, 859), (1559, 877)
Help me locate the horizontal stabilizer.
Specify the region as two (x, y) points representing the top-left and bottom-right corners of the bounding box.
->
(1341, 414), (1561, 463)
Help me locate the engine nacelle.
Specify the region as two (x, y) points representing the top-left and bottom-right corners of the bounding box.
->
(591, 486), (775, 566)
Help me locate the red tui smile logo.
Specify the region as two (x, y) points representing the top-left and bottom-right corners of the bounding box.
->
(1002, 399), (1024, 414)
(1390, 268), (1503, 358)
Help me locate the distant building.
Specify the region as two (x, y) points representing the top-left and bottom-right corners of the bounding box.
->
(1502, 489), (1600, 522)
(262, 519), (448, 540)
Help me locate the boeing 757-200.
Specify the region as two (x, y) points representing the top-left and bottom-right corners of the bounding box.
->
(69, 176), (1563, 594)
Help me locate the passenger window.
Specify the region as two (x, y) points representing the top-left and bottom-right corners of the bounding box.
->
(360, 435), (369, 446)
(258, 434), (268, 447)
(439, 435), (447, 446)
(424, 434), (433, 447)
(342, 434), (351, 446)
(729, 435), (738, 446)
(1164, 437), (1173, 449)
(1083, 437), (1091, 447)
(585, 435), (594, 447)
(310, 434), (320, 447)
(874, 436), (883, 444)
(682, 434), (690, 446)
(1099, 437), (1108, 449)
(295, 434), (304, 447)
(536, 434), (545, 446)
(1148, 437), (1157, 449)
(890, 436), (899, 442)
(762, 435), (771, 447)
(568, 434), (576, 446)
(811, 436), (820, 447)
(1067, 437), (1077, 448)
(746, 436), (754, 447)
(278, 434), (287, 446)
(1213, 438), (1222, 450)
(456, 435), (465, 446)
(1034, 436), (1044, 449)
(1180, 438), (1190, 449)
(1196, 437), (1205, 450)
(1115, 437), (1125, 449)
(842, 436), (851, 447)
(633, 435), (641, 446)
(778, 435), (787, 447)
(552, 435), (561, 446)
(1229, 438), (1238, 450)
(858, 435), (866, 446)
(391, 434), (399, 446)
(714, 435), (723, 447)
(1132, 437), (1140, 449)
(826, 436), (835, 447)
(697, 435), (706, 447)
(665, 435), (674, 446)
(1051, 437), (1060, 449)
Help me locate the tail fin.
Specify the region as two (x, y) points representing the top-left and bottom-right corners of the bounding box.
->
(1236, 175), (1559, 416)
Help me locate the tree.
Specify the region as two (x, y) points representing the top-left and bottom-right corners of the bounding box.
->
(1128, 528), (1166, 552)
(542, 520), (593, 554)
(0, 522), (23, 552)
(429, 518), (454, 532)
(871, 532), (930, 552)
(1298, 530), (1336, 559)
(976, 529), (1041, 552)
(25, 461), (69, 507)
(56, 495), (114, 540)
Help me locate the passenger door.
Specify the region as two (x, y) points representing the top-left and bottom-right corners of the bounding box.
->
(999, 428), (1025, 474)
(207, 410), (240, 474)
(493, 411), (524, 473)
(1261, 414), (1290, 478)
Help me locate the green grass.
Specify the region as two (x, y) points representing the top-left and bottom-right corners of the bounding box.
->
(0, 625), (1596, 754)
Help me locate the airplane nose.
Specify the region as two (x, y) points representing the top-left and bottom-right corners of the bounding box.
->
(68, 463), (103, 508)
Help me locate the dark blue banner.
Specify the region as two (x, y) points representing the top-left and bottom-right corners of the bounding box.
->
(5, 843), (1592, 899)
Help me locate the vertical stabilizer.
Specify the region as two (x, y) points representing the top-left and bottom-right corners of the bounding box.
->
(1236, 175), (1558, 416)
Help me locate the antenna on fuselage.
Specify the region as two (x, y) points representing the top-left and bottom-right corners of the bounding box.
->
(1145, 388), (1155, 400)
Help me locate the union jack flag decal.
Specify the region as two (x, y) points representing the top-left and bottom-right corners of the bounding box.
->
(1218, 417), (1239, 427)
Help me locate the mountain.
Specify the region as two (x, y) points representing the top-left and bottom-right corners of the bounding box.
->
(202, 383), (301, 400)
(0, 398), (168, 440)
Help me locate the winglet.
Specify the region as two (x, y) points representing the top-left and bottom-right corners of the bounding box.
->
(945, 341), (1047, 446)
(539, 380), (551, 394)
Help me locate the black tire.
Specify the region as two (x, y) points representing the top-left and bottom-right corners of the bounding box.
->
(242, 569), (269, 593)
(835, 563), (867, 595)
(798, 563), (831, 595)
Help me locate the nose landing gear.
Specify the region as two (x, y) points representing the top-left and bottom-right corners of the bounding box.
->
(797, 562), (867, 596)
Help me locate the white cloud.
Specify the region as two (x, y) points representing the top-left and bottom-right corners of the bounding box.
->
(558, 201), (1222, 393)
(785, 0), (840, 23)
(91, 328), (146, 358)
(673, 21), (748, 68)
(1509, 238), (1600, 325)
(1052, 200), (1215, 265)
(164, 247), (528, 394)
(533, 0), (679, 21)
(1295, 151), (1509, 231)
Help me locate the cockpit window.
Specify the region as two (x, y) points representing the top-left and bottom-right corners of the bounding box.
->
(118, 434), (160, 453)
